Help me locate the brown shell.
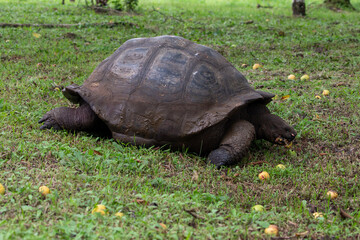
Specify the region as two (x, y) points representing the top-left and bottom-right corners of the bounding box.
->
(64, 36), (274, 142)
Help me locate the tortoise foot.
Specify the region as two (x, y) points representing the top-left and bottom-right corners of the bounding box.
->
(38, 109), (62, 130)
(208, 147), (233, 169)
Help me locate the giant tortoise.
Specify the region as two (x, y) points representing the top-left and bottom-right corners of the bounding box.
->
(39, 35), (296, 167)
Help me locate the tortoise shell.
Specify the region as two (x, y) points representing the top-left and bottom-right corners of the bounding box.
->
(64, 35), (274, 142)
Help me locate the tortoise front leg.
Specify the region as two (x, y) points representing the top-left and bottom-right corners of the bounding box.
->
(208, 120), (255, 168)
(39, 102), (98, 131)
(39, 107), (74, 130)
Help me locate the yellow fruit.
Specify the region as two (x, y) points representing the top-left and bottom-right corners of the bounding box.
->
(322, 90), (330, 96)
(241, 63), (248, 68)
(115, 212), (124, 218)
(264, 225), (279, 235)
(288, 74), (296, 80)
(92, 204), (106, 215)
(276, 164), (286, 170)
(0, 183), (5, 195)
(39, 186), (50, 196)
(326, 190), (338, 200)
(252, 63), (262, 70)
(258, 171), (270, 181)
(315, 95), (321, 99)
(313, 212), (324, 219)
(96, 204), (106, 210)
(251, 205), (264, 212)
(300, 74), (310, 81)
(32, 32), (41, 38)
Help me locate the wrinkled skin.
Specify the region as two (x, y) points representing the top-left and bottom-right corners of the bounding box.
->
(246, 103), (296, 145)
(39, 102), (111, 137)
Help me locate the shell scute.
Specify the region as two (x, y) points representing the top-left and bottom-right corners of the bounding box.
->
(110, 47), (150, 84)
(142, 49), (190, 102)
(185, 64), (225, 103)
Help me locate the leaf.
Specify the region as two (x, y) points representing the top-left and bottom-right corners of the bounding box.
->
(32, 32), (41, 38)
(135, 198), (147, 205)
(255, 220), (270, 228)
(159, 223), (167, 229)
(281, 95), (290, 100)
(285, 142), (293, 148)
(273, 57), (283, 64)
(21, 205), (34, 211)
(93, 150), (102, 155)
(296, 231), (309, 237)
(191, 170), (199, 181)
(0, 207), (7, 214)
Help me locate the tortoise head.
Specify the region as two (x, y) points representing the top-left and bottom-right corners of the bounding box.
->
(257, 114), (297, 146)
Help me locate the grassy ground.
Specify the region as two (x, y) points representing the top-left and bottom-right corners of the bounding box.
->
(0, 0), (360, 238)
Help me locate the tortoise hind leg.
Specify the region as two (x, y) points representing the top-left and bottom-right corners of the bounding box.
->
(208, 120), (255, 168)
(39, 102), (106, 133)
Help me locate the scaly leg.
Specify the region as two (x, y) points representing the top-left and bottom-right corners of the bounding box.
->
(208, 120), (255, 168)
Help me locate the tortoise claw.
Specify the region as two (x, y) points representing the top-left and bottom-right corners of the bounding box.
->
(38, 114), (50, 124)
(39, 111), (62, 130)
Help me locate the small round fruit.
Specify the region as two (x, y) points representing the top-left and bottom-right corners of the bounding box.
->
(252, 63), (262, 70)
(241, 63), (248, 68)
(276, 164), (286, 170)
(322, 90), (330, 96)
(326, 190), (338, 200)
(251, 205), (264, 212)
(92, 204), (106, 215)
(115, 212), (124, 218)
(258, 171), (270, 181)
(313, 212), (324, 219)
(39, 186), (50, 196)
(300, 74), (310, 81)
(287, 74), (296, 80)
(0, 183), (5, 195)
(264, 225), (279, 235)
(315, 95), (321, 99)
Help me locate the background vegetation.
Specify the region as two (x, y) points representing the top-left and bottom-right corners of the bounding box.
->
(0, 0), (359, 238)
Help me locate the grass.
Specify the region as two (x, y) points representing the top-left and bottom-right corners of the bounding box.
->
(0, 0), (360, 238)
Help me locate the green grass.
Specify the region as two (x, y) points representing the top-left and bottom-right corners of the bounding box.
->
(0, 0), (360, 238)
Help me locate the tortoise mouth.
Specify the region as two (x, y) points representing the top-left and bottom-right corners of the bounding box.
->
(275, 135), (295, 147)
